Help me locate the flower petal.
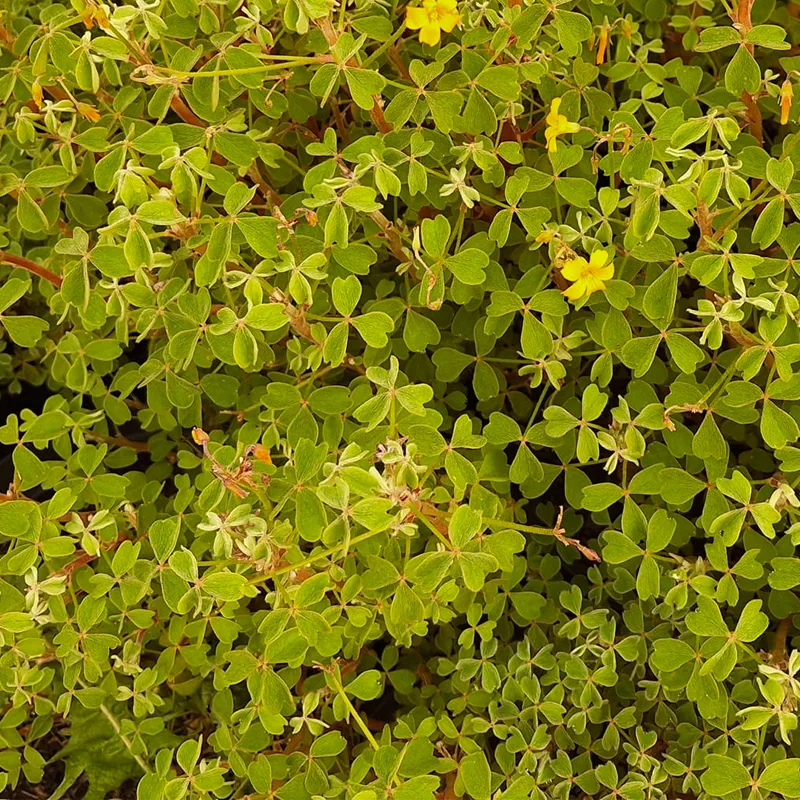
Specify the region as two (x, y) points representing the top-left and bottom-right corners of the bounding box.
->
(583, 275), (606, 295)
(547, 98), (562, 126)
(439, 10), (461, 31)
(564, 281), (586, 301)
(406, 7), (428, 28)
(596, 264), (614, 281)
(419, 22), (442, 45)
(561, 258), (588, 281)
(589, 250), (608, 268)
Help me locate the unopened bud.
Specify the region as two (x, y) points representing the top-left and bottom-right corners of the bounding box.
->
(596, 26), (609, 65)
(192, 427), (210, 445)
(781, 79), (793, 125)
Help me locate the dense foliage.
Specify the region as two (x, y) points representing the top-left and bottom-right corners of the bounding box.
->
(3, 0), (800, 796)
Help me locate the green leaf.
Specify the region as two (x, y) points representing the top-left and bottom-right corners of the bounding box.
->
(692, 412), (727, 461)
(746, 24), (790, 49)
(666, 332), (704, 374)
(734, 599), (768, 642)
(352, 312), (394, 347)
(556, 177), (596, 208)
(477, 66), (520, 101)
(0, 612), (35, 632)
(2, 315), (49, 347)
(396, 383), (433, 415)
(511, 3), (548, 45)
(391, 581), (424, 626)
(553, 9), (592, 56)
(22, 410), (71, 442)
(137, 200), (185, 226)
(581, 383), (607, 421)
(642, 264), (678, 325)
(620, 335), (660, 377)
(0, 500), (38, 538)
(245, 304), (288, 331)
(701, 755), (751, 796)
(582, 484), (624, 511)
(346, 670), (383, 700)
(150, 518), (180, 563)
(310, 731), (347, 757)
(26, 165), (73, 188)
(651, 639), (695, 671)
(602, 531), (642, 563)
(760, 759), (800, 797)
(762, 399), (800, 449)
(724, 46), (761, 95)
(695, 27), (741, 51)
(0, 277), (30, 314)
(17, 190), (49, 233)
(202, 571), (248, 601)
(449, 506), (482, 549)
(752, 198), (786, 249)
(236, 216), (279, 257)
(459, 751), (492, 800)
(660, 469), (706, 505)
(686, 596), (729, 637)
(344, 68), (386, 110)
(446, 249), (488, 285)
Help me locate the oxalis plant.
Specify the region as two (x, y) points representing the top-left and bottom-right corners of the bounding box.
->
(4, 0), (800, 797)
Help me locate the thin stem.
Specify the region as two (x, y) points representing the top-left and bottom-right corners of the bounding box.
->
(752, 723), (768, 778)
(75, 680), (152, 775)
(152, 59), (322, 79)
(85, 432), (150, 452)
(333, 676), (380, 750)
(698, 358), (738, 407)
(0, 251), (63, 288)
(412, 505), (452, 550)
(483, 517), (562, 536)
(525, 384), (552, 434)
(362, 24), (407, 67)
(248, 528), (383, 585)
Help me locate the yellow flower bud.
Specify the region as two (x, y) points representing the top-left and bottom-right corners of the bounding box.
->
(192, 427), (210, 446)
(780, 79), (794, 126)
(596, 27), (609, 66)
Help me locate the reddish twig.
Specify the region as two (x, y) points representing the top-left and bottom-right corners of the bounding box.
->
(553, 506), (601, 562)
(734, 0), (763, 144)
(0, 251), (63, 288)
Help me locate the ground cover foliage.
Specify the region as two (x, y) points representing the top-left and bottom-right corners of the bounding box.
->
(4, 0), (800, 797)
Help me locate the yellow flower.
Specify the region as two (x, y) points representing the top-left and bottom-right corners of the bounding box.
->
(780, 79), (793, 125)
(252, 444), (272, 464)
(405, 0), (461, 46)
(192, 427), (210, 446)
(560, 250), (614, 301)
(76, 102), (101, 122)
(535, 229), (556, 243)
(31, 80), (43, 110)
(596, 25), (609, 66)
(545, 97), (581, 153)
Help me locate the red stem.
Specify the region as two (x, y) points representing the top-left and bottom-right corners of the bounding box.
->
(0, 251), (63, 288)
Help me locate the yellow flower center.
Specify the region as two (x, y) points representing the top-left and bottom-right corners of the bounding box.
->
(560, 251), (614, 301)
(578, 262), (603, 280)
(422, 0), (445, 20)
(406, 0), (461, 45)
